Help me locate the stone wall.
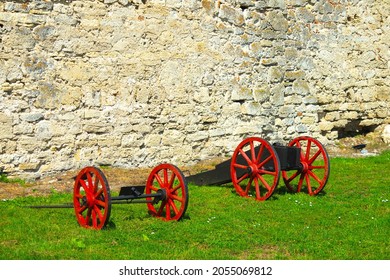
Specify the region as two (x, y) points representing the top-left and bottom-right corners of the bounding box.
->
(0, 0), (389, 179)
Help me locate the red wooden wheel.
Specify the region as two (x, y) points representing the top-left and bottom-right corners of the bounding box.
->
(73, 166), (111, 230)
(230, 137), (281, 201)
(282, 136), (330, 195)
(145, 163), (189, 221)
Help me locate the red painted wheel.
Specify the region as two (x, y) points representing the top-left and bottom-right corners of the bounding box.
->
(230, 137), (281, 201)
(73, 166), (111, 230)
(145, 163), (189, 221)
(282, 136), (330, 195)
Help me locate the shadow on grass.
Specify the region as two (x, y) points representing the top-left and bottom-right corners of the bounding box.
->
(215, 183), (328, 201)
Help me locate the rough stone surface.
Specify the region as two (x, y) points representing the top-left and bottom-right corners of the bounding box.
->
(382, 125), (390, 144)
(0, 0), (389, 179)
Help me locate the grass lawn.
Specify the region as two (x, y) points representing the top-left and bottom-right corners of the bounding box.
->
(0, 151), (389, 260)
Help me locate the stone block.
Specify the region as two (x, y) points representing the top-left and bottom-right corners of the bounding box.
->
(231, 86), (253, 101)
(278, 105), (295, 118)
(382, 125), (390, 144)
(292, 79), (310, 95)
(186, 131), (208, 142)
(19, 161), (41, 171)
(18, 136), (42, 153)
(83, 122), (112, 134)
(20, 113), (44, 123)
(267, 10), (289, 32)
(0, 113), (13, 139)
(268, 66), (284, 83)
(301, 115), (317, 124)
(218, 4), (245, 26)
(285, 70), (305, 81)
(240, 102), (262, 116)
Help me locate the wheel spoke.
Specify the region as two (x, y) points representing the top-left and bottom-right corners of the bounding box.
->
(94, 205), (104, 221)
(86, 208), (92, 225)
(233, 163), (249, 170)
(168, 200), (179, 216)
(78, 205), (87, 214)
(75, 193), (84, 199)
(171, 194), (183, 202)
(237, 172), (249, 184)
(258, 174), (272, 191)
(154, 173), (165, 188)
(157, 201), (167, 216)
(305, 140), (312, 161)
(94, 188), (104, 199)
(163, 169), (169, 185)
(258, 155), (273, 168)
(309, 150), (322, 165)
(250, 141), (256, 162)
(310, 165), (325, 169)
(87, 172), (94, 192)
(165, 203), (171, 220)
(239, 148), (252, 165)
(92, 209), (97, 228)
(254, 177), (261, 200)
(285, 171), (300, 183)
(95, 199), (106, 208)
(79, 179), (89, 192)
(149, 185), (159, 192)
(256, 144), (264, 164)
(260, 169), (277, 176)
(171, 184), (182, 193)
(308, 170), (322, 184)
(306, 174), (313, 194)
(244, 177), (253, 194)
(297, 173), (305, 192)
(94, 176), (99, 193)
(168, 173), (176, 188)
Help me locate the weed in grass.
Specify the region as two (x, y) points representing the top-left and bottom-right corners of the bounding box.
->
(0, 174), (27, 186)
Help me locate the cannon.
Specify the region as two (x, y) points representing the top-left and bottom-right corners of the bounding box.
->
(29, 135), (329, 229)
(187, 136), (330, 201)
(30, 163), (189, 230)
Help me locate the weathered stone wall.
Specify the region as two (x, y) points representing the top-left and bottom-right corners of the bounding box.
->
(0, 0), (389, 179)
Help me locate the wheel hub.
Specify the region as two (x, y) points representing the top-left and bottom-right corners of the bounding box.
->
(301, 161), (309, 173)
(248, 163), (259, 177)
(153, 189), (167, 204)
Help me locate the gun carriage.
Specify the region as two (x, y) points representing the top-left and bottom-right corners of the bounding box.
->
(187, 136), (330, 201)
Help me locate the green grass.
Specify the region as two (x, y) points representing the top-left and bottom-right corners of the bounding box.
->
(0, 151), (389, 260)
(0, 174), (27, 186)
